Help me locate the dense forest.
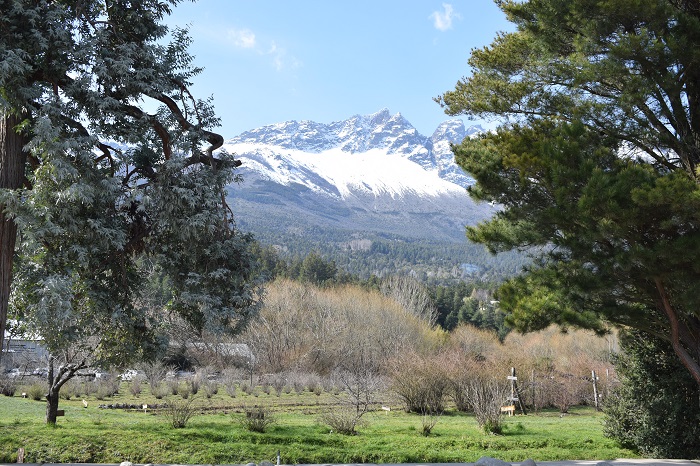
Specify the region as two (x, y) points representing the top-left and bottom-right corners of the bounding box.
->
(248, 226), (527, 286)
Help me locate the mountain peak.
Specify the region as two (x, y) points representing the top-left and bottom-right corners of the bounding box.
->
(368, 108), (392, 125)
(225, 109), (476, 191)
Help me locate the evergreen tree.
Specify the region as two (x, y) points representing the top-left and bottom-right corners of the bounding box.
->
(604, 330), (700, 458)
(299, 252), (337, 285)
(439, 0), (700, 385)
(0, 0), (260, 422)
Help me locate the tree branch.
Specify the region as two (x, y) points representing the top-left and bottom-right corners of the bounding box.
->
(654, 277), (700, 385)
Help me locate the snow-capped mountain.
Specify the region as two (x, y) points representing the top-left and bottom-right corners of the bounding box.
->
(225, 109), (492, 244)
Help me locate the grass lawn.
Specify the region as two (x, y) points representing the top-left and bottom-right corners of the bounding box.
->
(0, 384), (638, 464)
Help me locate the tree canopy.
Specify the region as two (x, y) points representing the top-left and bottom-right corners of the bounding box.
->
(438, 0), (700, 384)
(0, 0), (261, 417)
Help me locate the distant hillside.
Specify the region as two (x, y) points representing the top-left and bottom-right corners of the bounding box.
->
(225, 109), (526, 283)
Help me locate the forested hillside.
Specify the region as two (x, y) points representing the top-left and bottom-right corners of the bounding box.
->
(248, 226), (527, 286)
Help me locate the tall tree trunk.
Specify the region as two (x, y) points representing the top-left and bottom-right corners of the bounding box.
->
(0, 113), (27, 365)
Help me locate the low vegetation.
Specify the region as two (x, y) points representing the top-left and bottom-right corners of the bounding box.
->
(2, 278), (628, 463)
(0, 384), (635, 464)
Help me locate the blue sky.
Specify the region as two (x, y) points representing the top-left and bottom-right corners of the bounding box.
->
(167, 1), (512, 139)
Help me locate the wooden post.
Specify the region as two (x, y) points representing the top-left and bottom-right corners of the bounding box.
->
(17, 447), (24, 464)
(531, 369), (536, 413)
(592, 370), (600, 411)
(508, 367), (528, 415)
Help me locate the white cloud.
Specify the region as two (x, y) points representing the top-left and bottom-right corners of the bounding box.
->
(227, 28), (256, 48)
(266, 41), (301, 72)
(224, 27), (299, 72)
(430, 3), (460, 31)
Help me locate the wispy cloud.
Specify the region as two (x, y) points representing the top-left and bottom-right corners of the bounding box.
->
(267, 41), (301, 72)
(430, 3), (460, 31)
(227, 27), (256, 49)
(224, 26), (300, 72)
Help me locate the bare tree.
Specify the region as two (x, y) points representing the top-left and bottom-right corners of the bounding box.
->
(320, 328), (385, 435)
(380, 275), (437, 326)
(45, 350), (89, 424)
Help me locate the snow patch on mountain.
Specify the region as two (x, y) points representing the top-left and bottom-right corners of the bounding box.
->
(225, 109), (483, 199)
(224, 110), (495, 243)
(223, 142), (467, 201)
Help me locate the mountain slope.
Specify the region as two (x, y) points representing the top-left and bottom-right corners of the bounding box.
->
(224, 110), (521, 281)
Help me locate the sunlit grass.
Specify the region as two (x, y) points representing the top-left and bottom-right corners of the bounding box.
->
(0, 384), (637, 464)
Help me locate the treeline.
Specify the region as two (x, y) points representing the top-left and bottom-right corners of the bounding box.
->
(248, 227), (527, 286)
(250, 243), (509, 336)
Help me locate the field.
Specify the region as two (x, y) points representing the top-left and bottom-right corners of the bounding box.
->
(0, 381), (637, 464)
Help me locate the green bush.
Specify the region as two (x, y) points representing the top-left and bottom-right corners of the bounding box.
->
(319, 407), (363, 435)
(240, 406), (276, 433)
(25, 383), (45, 401)
(177, 382), (191, 399)
(603, 330), (700, 458)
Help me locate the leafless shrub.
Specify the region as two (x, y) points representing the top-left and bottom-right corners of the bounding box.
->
(222, 368), (242, 397)
(547, 373), (589, 413)
(138, 361), (168, 392)
(188, 376), (200, 395)
(167, 379), (179, 396)
(441, 353), (482, 412)
(93, 376), (119, 400)
(467, 377), (510, 435)
(240, 405), (276, 433)
(320, 406), (366, 435)
(242, 279), (432, 374)
(321, 376), (336, 393)
(151, 382), (167, 399)
(129, 376), (143, 397)
(82, 380), (96, 396)
(391, 352), (449, 414)
(60, 380), (77, 400)
(270, 374), (286, 396)
(420, 409), (440, 436)
(165, 397), (199, 428)
(178, 382), (191, 399)
(240, 381), (252, 395)
(380, 275), (437, 326)
(99, 375), (121, 396)
(0, 376), (17, 396)
(304, 373), (322, 392)
(25, 383), (45, 401)
(202, 380), (218, 398)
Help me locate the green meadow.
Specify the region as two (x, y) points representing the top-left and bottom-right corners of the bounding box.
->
(0, 383), (637, 464)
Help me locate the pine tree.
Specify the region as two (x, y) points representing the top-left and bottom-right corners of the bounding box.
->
(439, 0), (700, 385)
